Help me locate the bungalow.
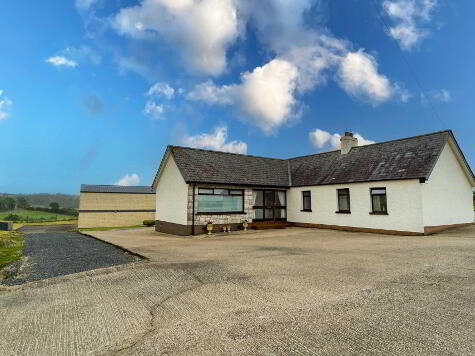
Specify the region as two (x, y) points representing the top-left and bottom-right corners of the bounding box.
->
(153, 130), (474, 236)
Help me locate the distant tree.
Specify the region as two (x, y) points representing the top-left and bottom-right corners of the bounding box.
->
(16, 196), (30, 209)
(49, 202), (60, 211)
(0, 197), (7, 212)
(5, 197), (15, 211)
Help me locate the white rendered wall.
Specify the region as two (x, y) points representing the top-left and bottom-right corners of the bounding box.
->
(422, 142), (474, 227)
(155, 155), (189, 225)
(287, 179), (424, 233)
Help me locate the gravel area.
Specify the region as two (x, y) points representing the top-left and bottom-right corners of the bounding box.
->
(1, 228), (141, 286)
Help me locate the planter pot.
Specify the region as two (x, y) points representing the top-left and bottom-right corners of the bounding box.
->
(242, 221), (248, 231)
(206, 224), (213, 235)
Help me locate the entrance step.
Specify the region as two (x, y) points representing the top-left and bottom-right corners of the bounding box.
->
(250, 222), (291, 230)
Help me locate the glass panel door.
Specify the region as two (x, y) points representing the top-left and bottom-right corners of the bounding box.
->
(264, 190), (274, 207)
(253, 190), (286, 221)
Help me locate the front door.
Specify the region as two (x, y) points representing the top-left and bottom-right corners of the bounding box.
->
(252, 190), (286, 221)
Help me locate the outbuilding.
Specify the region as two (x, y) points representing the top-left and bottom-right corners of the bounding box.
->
(78, 185), (155, 228)
(152, 130), (474, 236)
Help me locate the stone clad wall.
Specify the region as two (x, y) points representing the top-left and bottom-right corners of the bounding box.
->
(187, 185), (254, 230)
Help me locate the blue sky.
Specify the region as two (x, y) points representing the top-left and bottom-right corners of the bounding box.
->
(0, 0), (473, 194)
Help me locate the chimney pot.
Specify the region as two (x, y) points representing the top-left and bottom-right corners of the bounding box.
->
(340, 132), (358, 154)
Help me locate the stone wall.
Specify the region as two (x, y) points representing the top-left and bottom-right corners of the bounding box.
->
(187, 185), (254, 230)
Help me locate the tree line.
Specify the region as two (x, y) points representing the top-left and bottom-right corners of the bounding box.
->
(0, 196), (77, 216)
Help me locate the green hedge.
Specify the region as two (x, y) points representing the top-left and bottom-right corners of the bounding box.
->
(143, 220), (155, 226)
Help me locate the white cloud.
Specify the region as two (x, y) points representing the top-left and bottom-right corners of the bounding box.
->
(188, 58), (300, 134)
(143, 101), (165, 120)
(46, 56), (78, 68)
(309, 128), (375, 150)
(187, 81), (234, 105)
(116, 56), (157, 79)
(115, 173), (140, 186)
(337, 50), (393, 103)
(146, 82), (175, 99)
(105, 0), (407, 131)
(63, 45), (101, 65)
(430, 89), (451, 102)
(113, 0), (240, 76)
(238, 59), (299, 133)
(182, 126), (247, 154)
(75, 0), (99, 11)
(309, 129), (341, 149)
(397, 85), (413, 103)
(189, 49), (407, 132)
(354, 133), (377, 146)
(383, 0), (438, 50)
(0, 90), (12, 121)
(421, 89), (452, 104)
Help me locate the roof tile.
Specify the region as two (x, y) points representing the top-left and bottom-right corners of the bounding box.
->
(154, 130), (472, 188)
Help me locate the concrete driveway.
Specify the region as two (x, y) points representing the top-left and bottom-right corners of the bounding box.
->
(1, 225), (474, 355)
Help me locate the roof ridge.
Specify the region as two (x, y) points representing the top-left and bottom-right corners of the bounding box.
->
(170, 145), (286, 161)
(350, 129), (451, 150)
(289, 130), (451, 160)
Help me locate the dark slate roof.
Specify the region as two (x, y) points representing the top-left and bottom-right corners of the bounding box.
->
(80, 184), (154, 194)
(169, 146), (290, 187)
(289, 130), (451, 186)
(154, 130), (473, 188)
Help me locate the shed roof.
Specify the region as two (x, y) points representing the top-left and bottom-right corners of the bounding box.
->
(80, 185), (154, 194)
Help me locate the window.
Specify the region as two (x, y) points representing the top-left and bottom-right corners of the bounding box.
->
(337, 188), (350, 213)
(370, 188), (388, 214)
(197, 188), (244, 213)
(302, 191), (311, 211)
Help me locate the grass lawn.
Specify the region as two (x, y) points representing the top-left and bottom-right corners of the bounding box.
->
(0, 231), (25, 279)
(0, 209), (76, 222)
(13, 220), (78, 230)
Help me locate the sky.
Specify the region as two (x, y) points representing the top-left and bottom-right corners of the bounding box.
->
(0, 0), (474, 194)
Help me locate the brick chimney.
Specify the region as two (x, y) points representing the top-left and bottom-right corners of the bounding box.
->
(340, 131), (358, 154)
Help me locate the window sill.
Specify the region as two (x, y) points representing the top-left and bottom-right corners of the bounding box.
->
(335, 211), (351, 214)
(300, 209), (312, 212)
(369, 211), (388, 215)
(196, 211), (245, 215)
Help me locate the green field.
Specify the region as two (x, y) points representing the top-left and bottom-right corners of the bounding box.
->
(0, 231), (25, 278)
(0, 209), (77, 222)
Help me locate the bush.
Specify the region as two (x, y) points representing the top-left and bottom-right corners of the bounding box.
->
(143, 220), (155, 226)
(3, 214), (21, 222)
